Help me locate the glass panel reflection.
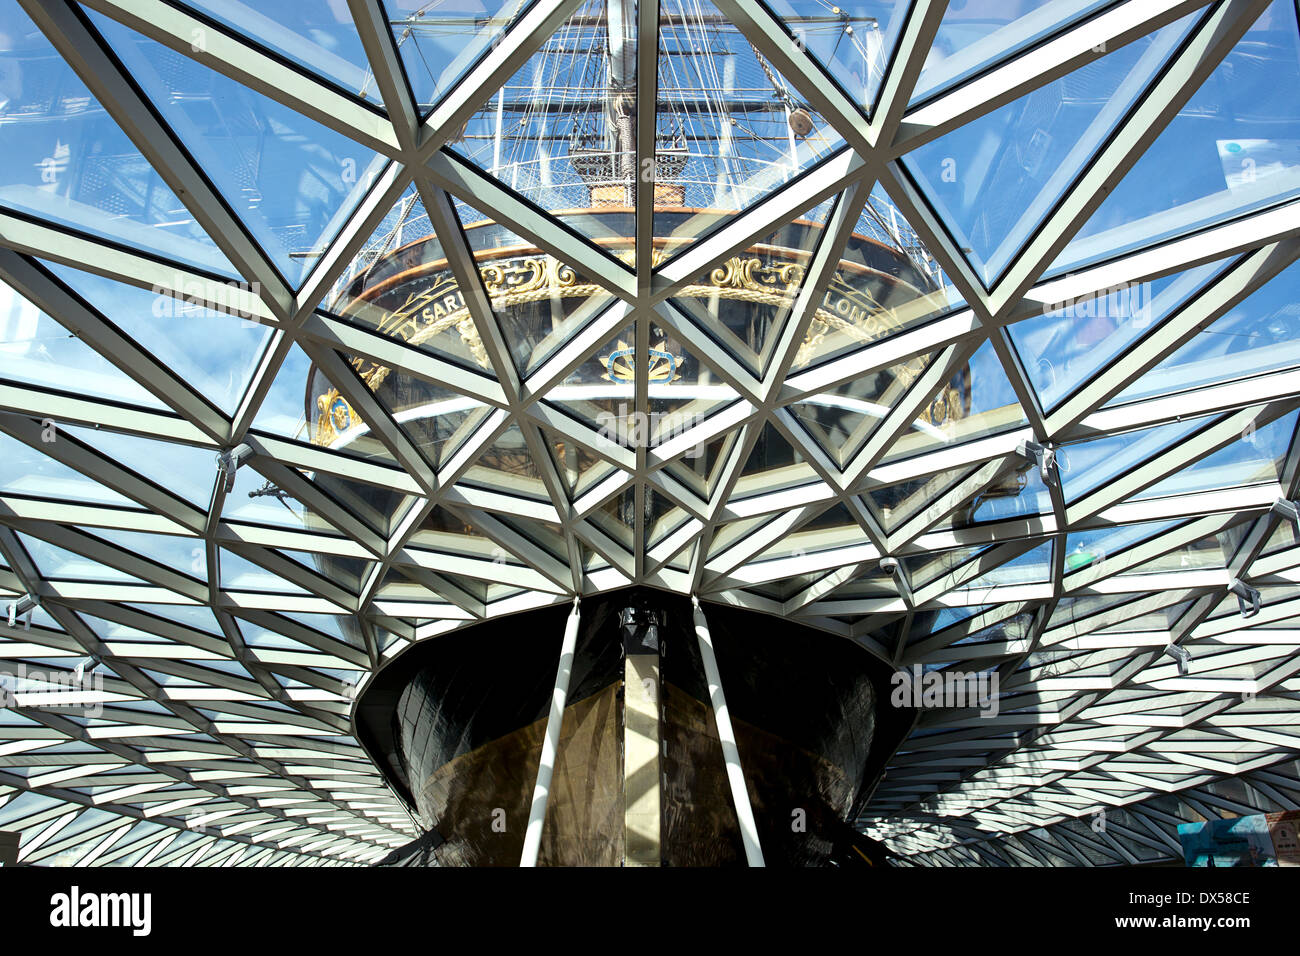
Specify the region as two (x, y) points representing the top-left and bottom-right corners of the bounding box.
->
(903, 12), (1198, 286)
(913, 0), (1112, 104)
(1011, 257), (1233, 410)
(1052, 0), (1300, 275)
(0, 5), (234, 273)
(764, 0), (911, 116)
(91, 9), (388, 287)
(652, 0), (845, 258)
(879, 339), (1027, 464)
(1110, 260), (1300, 406)
(179, 0), (380, 101)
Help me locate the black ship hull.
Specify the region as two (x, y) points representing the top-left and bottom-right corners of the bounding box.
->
(356, 589), (911, 866)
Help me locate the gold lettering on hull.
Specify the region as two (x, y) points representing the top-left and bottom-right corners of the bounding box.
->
(312, 253), (967, 447)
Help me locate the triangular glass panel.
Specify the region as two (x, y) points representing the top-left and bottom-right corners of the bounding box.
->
(743, 570), (834, 603)
(59, 423), (216, 506)
(297, 466), (401, 538)
(252, 342), (399, 467)
(646, 486), (691, 549)
(756, 505), (860, 560)
(912, 0), (1114, 104)
(367, 366), (491, 471)
(1134, 409), (1298, 500)
(322, 188), (502, 379)
(279, 611), (365, 648)
(1062, 516), (1174, 573)
(125, 603), (222, 636)
(220, 462), (315, 531)
(799, 500), (856, 533)
(960, 540), (1053, 590)
(538, 424), (616, 498)
(177, 1), (380, 102)
(407, 506), (495, 552)
(1056, 413), (1218, 503)
(0, 6), (236, 275)
(1120, 531), (1226, 577)
(389, 0), (530, 116)
(90, 9), (388, 287)
(652, 0), (846, 262)
(864, 463), (970, 532)
(937, 459), (1053, 531)
(0, 277), (166, 410)
(1262, 514), (1299, 558)
(15, 531), (144, 584)
(1052, 0), (1300, 276)
(588, 484), (637, 551)
(455, 202), (616, 377)
(449, 11), (637, 248)
(879, 338), (1027, 464)
(901, 10), (1201, 287)
(662, 430), (736, 500)
(1011, 255), (1234, 410)
(431, 571), (493, 605)
(42, 259), (273, 416)
(788, 352), (935, 468)
(80, 612), (200, 652)
(277, 548), (368, 594)
(88, 528), (208, 583)
(0, 429), (131, 506)
(909, 607), (984, 641)
(456, 421), (551, 501)
(1111, 259), (1300, 406)
(792, 184), (963, 371)
(646, 319), (737, 437)
(544, 321), (636, 436)
(902, 543), (990, 591)
(828, 566), (897, 600)
(250, 342), (316, 444)
(765, 0), (912, 117)
(671, 200), (832, 376)
(496, 512), (568, 563)
(733, 421), (817, 497)
(706, 514), (770, 560)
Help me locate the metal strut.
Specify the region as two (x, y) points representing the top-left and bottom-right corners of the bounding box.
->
(692, 595), (765, 867)
(520, 597), (581, 867)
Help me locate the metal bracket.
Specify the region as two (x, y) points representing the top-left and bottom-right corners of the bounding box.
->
(216, 443), (254, 494)
(1228, 577), (1261, 619)
(1272, 497), (1300, 535)
(1163, 643), (1191, 676)
(5, 593), (39, 630)
(74, 656), (99, 682)
(1016, 439), (1058, 487)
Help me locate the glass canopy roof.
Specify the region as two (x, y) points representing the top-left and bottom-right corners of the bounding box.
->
(0, 0), (1298, 867)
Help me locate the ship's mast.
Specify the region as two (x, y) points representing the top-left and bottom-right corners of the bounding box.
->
(351, 3), (942, 288)
(607, 0), (637, 204)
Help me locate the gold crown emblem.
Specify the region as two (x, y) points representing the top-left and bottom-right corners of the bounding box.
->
(599, 340), (683, 384)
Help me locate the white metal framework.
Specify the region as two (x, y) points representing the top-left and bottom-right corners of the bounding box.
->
(0, 0), (1296, 866)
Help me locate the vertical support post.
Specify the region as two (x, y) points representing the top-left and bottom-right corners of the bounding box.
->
(520, 598), (581, 867)
(622, 604), (662, 866)
(692, 596), (765, 867)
